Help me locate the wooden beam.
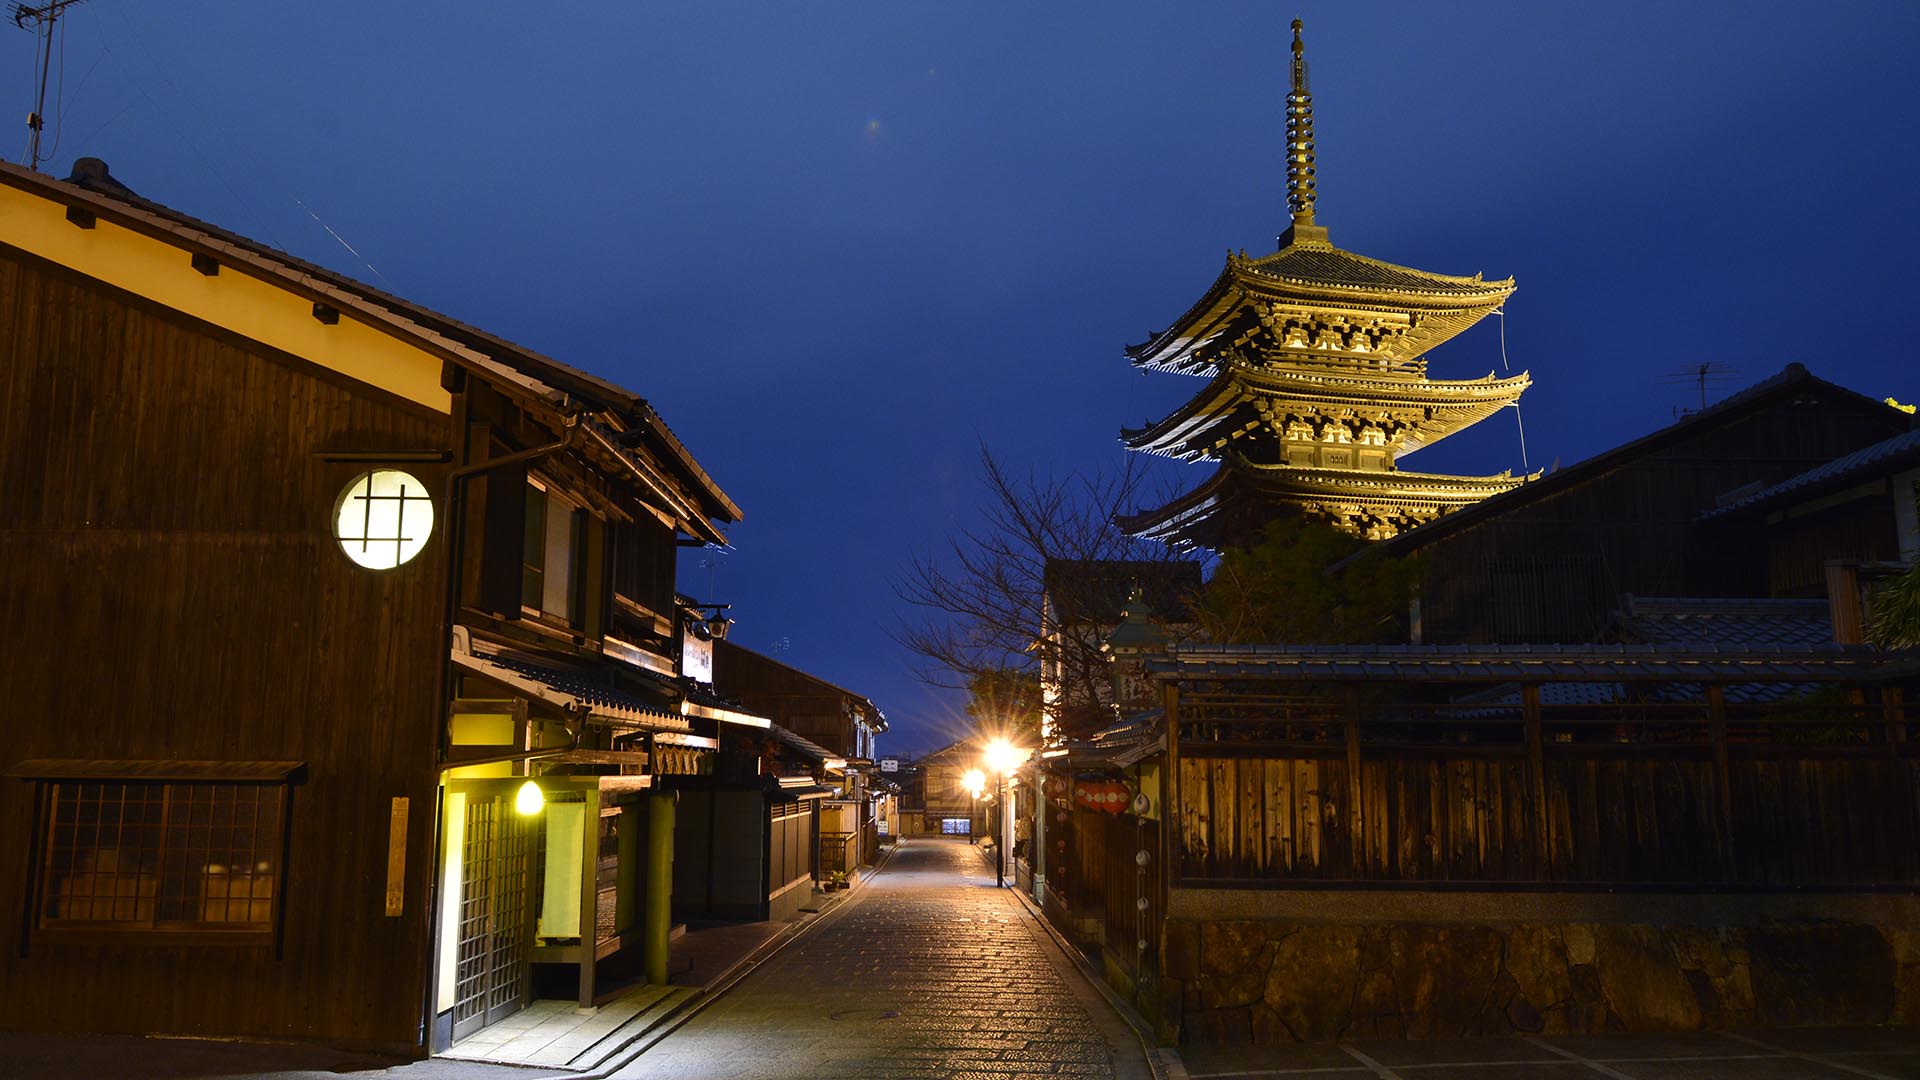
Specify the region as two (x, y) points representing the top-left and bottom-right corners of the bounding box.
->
(1522, 683), (1548, 880)
(1706, 684), (1734, 873)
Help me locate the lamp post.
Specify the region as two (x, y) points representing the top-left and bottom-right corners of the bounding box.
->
(983, 738), (1025, 888)
(962, 768), (986, 845)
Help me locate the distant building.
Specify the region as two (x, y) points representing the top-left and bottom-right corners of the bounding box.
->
(1369, 364), (1913, 644)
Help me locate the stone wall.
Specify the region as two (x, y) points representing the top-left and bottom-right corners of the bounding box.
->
(1161, 917), (1920, 1045)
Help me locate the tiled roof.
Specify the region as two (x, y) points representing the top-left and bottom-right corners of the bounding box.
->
(1143, 642), (1902, 683)
(1243, 243), (1512, 299)
(1611, 597), (1833, 650)
(479, 653), (687, 726)
(1704, 429), (1920, 518)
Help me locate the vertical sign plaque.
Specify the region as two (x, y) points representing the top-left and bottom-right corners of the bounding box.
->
(385, 796), (409, 916)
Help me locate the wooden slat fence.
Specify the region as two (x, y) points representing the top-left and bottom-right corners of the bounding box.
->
(1173, 690), (1920, 887)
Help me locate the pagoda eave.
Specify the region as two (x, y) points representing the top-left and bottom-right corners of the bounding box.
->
(1118, 460), (1536, 549)
(1121, 366), (1531, 460)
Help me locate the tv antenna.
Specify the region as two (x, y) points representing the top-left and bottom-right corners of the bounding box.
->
(1661, 362), (1739, 414)
(12, 0), (84, 171)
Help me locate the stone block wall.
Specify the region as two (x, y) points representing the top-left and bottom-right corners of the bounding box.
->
(1160, 917), (1920, 1045)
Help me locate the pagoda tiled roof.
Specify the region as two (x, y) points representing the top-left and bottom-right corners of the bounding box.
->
(1241, 241), (1513, 300)
(1126, 240), (1515, 374)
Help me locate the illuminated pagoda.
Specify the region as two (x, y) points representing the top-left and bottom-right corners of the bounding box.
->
(1118, 20), (1534, 547)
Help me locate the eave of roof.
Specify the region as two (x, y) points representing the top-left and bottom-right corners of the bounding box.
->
(0, 159), (741, 529)
(1116, 460), (1530, 546)
(1126, 243), (1514, 373)
(1122, 363), (1530, 459)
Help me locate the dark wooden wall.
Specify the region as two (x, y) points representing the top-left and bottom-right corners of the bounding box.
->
(713, 640), (858, 756)
(1412, 392), (1908, 643)
(0, 244), (450, 1051)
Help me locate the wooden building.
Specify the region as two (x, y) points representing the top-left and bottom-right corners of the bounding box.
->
(710, 639), (888, 873)
(1367, 364), (1913, 645)
(0, 158), (748, 1054)
(1118, 21), (1530, 549)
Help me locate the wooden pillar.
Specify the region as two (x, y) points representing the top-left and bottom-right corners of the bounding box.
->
(1522, 683), (1549, 879)
(1344, 690), (1363, 878)
(1884, 686), (1909, 753)
(1706, 684), (1734, 874)
(644, 790), (676, 987)
(577, 787), (600, 1010)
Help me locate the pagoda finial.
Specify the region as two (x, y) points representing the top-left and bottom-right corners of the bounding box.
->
(1281, 18), (1328, 247)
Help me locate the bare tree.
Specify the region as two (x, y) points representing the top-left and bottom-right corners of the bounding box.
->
(892, 447), (1192, 737)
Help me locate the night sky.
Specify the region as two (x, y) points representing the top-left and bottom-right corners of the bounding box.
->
(15, 2), (1918, 754)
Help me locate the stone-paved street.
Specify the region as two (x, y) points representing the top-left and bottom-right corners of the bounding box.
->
(611, 837), (1155, 1080)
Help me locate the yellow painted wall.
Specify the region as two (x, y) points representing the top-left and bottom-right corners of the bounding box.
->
(0, 183), (450, 412)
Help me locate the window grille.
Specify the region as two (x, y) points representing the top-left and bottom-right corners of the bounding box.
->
(37, 781), (284, 933)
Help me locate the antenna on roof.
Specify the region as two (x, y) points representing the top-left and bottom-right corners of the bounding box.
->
(11, 0), (83, 172)
(1661, 362), (1740, 415)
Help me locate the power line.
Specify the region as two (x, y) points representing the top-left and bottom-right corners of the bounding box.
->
(10, 0), (83, 170)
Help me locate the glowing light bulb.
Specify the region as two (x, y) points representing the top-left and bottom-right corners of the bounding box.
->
(515, 780), (544, 815)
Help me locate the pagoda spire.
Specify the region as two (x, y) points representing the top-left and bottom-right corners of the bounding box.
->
(1281, 18), (1329, 247)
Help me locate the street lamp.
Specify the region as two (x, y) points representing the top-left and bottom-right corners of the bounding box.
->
(961, 768), (986, 845)
(982, 738), (1026, 888)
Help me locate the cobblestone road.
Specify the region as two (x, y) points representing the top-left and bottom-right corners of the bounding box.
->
(612, 838), (1154, 1080)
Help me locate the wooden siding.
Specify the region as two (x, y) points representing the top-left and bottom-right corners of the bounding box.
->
(0, 244), (449, 1050)
(1412, 398), (1909, 643)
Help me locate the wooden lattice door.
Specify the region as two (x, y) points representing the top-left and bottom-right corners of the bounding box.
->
(451, 791), (539, 1041)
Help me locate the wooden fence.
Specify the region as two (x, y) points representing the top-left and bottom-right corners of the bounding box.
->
(1171, 689), (1920, 887)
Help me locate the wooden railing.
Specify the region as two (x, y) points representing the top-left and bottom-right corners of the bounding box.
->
(1170, 690), (1920, 888)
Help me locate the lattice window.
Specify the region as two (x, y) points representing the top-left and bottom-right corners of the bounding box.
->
(36, 781), (284, 933)
(334, 469), (434, 570)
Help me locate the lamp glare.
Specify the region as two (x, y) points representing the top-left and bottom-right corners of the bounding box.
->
(515, 780), (545, 815)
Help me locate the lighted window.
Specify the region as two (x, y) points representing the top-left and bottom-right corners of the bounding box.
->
(335, 469), (434, 569)
(36, 781), (285, 933)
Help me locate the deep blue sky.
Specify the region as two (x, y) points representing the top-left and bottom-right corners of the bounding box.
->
(16, 2), (1918, 754)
